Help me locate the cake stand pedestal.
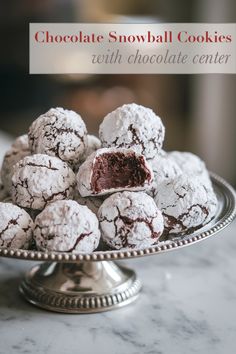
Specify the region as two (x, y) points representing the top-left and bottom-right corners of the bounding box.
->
(0, 173), (235, 313)
(19, 261), (141, 313)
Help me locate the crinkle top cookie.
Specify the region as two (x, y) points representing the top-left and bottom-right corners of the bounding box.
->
(11, 154), (75, 210)
(77, 147), (153, 197)
(99, 103), (165, 159)
(1, 134), (30, 193)
(98, 191), (164, 250)
(28, 107), (88, 167)
(154, 174), (217, 234)
(0, 202), (34, 249)
(34, 200), (100, 253)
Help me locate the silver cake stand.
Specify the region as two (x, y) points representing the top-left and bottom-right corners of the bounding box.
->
(0, 173), (235, 314)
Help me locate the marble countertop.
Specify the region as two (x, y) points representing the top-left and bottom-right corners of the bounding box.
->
(0, 221), (235, 354)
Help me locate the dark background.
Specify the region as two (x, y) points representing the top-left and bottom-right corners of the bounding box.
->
(0, 0), (235, 184)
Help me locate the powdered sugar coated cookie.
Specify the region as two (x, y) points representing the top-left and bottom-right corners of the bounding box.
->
(98, 191), (164, 250)
(34, 200), (100, 253)
(99, 103), (165, 159)
(12, 154), (75, 210)
(28, 107), (87, 167)
(154, 174), (217, 234)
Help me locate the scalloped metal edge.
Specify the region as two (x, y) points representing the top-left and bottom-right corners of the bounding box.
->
(1, 172), (236, 262)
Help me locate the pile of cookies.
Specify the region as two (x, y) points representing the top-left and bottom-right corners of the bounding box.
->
(0, 104), (217, 252)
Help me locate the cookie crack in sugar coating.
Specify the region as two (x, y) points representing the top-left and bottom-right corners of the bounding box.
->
(67, 232), (93, 252)
(0, 215), (20, 238)
(24, 162), (59, 171)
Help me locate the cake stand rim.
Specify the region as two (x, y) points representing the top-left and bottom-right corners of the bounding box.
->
(0, 172), (235, 263)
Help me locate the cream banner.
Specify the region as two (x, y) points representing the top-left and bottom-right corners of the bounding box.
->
(29, 23), (236, 74)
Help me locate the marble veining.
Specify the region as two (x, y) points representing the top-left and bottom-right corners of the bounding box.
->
(0, 222), (236, 354)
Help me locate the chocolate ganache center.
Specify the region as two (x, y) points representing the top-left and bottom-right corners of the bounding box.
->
(91, 152), (151, 192)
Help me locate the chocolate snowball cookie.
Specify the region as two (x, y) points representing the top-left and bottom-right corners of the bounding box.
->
(99, 103), (165, 159)
(147, 153), (182, 198)
(77, 147), (153, 197)
(12, 154), (75, 210)
(154, 174), (217, 235)
(98, 191), (164, 250)
(34, 200), (100, 253)
(28, 107), (88, 167)
(1, 134), (30, 193)
(0, 202), (34, 249)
